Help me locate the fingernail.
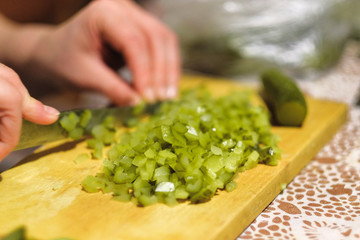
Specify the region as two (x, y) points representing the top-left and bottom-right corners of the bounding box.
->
(144, 88), (155, 102)
(131, 95), (142, 106)
(166, 86), (177, 99)
(43, 105), (60, 116)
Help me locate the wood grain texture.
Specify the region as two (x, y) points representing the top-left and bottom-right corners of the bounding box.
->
(0, 75), (348, 240)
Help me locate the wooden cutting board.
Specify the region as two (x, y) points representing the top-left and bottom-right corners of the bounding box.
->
(0, 75), (347, 240)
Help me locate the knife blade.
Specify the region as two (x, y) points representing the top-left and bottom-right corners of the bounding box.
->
(15, 104), (157, 151)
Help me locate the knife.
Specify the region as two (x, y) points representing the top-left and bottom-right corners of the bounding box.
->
(15, 104), (157, 151)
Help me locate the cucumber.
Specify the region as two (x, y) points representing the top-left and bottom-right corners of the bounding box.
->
(261, 69), (307, 126)
(2, 226), (25, 240)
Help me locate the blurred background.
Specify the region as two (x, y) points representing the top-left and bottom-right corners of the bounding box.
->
(142, 0), (360, 79)
(1, 0), (359, 82)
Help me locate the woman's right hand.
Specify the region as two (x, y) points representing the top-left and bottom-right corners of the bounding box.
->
(0, 64), (59, 161)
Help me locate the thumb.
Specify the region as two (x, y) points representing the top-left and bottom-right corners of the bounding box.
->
(22, 96), (60, 125)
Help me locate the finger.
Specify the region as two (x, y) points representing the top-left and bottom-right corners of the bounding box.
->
(22, 96), (60, 125)
(78, 57), (141, 106)
(120, 1), (181, 99)
(134, 19), (167, 100)
(165, 32), (181, 99)
(146, 28), (166, 100)
(0, 80), (22, 160)
(95, 4), (153, 102)
(0, 64), (60, 125)
(145, 26), (180, 100)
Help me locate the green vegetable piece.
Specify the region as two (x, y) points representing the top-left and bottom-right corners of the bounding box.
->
(90, 122), (115, 145)
(186, 176), (203, 193)
(199, 132), (210, 148)
(138, 160), (155, 181)
(138, 195), (158, 207)
(60, 112), (80, 132)
(87, 139), (104, 159)
(133, 177), (151, 190)
(158, 149), (176, 159)
(156, 157), (166, 165)
(221, 139), (235, 149)
(265, 156), (278, 166)
(261, 69), (307, 126)
(2, 226), (26, 240)
(91, 124), (105, 140)
(87, 138), (99, 149)
(144, 148), (156, 159)
(184, 126), (199, 141)
(82, 176), (103, 193)
(124, 117), (140, 128)
(224, 155), (238, 173)
(130, 196), (139, 206)
(174, 186), (189, 199)
(80, 109), (92, 128)
(163, 192), (178, 207)
(204, 155), (223, 173)
(74, 153), (89, 164)
(190, 186), (216, 203)
(114, 171), (135, 184)
(173, 122), (187, 133)
(145, 160), (156, 179)
(155, 181), (175, 193)
(218, 171), (233, 186)
(101, 181), (117, 193)
(92, 141), (104, 159)
(108, 147), (121, 162)
(132, 155), (147, 167)
(103, 158), (116, 173)
(161, 125), (174, 144)
(171, 127), (187, 146)
(118, 155), (133, 169)
(225, 181), (238, 192)
(244, 150), (260, 170)
(205, 168), (217, 180)
(103, 130), (115, 145)
(103, 115), (115, 129)
(248, 150), (260, 162)
(153, 166), (170, 183)
(69, 127), (84, 140)
(211, 145), (222, 156)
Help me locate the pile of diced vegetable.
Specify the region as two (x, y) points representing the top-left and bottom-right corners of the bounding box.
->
(60, 89), (281, 207)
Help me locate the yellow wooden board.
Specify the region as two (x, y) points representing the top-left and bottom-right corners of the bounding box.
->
(0, 75), (347, 240)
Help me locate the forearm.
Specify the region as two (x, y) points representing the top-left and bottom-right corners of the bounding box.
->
(0, 14), (52, 73)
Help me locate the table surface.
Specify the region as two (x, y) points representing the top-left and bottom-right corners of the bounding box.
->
(238, 42), (360, 240)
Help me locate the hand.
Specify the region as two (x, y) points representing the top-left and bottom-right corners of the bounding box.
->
(29, 0), (181, 105)
(0, 64), (59, 161)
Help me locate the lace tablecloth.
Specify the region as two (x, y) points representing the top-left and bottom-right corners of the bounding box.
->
(239, 42), (360, 240)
